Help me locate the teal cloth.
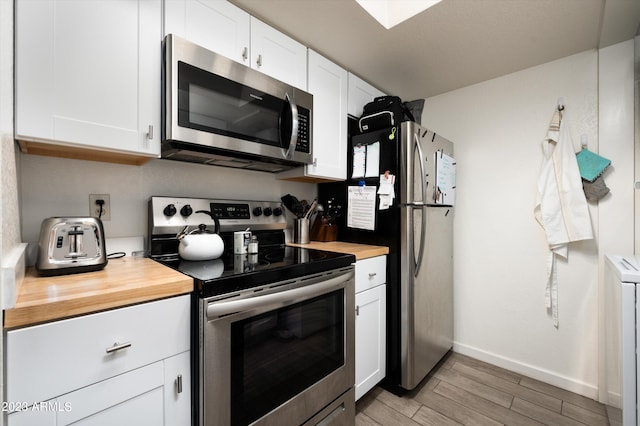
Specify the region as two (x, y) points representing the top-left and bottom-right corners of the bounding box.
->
(576, 149), (611, 182)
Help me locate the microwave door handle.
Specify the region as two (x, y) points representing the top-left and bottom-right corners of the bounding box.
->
(283, 92), (299, 159)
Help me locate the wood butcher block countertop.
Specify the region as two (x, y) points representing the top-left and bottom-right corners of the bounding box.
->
(4, 257), (193, 329)
(287, 241), (389, 260)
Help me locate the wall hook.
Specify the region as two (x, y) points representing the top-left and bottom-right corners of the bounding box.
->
(557, 97), (565, 111)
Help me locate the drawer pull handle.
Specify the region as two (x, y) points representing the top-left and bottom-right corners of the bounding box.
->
(106, 341), (131, 354)
(355, 305), (360, 316)
(176, 374), (183, 394)
(368, 272), (377, 278)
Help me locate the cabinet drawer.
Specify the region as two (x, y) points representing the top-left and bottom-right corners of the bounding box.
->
(6, 295), (190, 404)
(355, 255), (386, 293)
(57, 361), (164, 425)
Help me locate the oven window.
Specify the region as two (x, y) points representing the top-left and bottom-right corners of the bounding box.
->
(177, 61), (284, 148)
(230, 289), (345, 425)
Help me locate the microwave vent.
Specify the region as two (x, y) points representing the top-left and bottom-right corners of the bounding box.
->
(161, 142), (297, 173)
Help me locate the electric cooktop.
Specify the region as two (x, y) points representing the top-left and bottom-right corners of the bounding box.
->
(155, 244), (354, 298)
(148, 195), (355, 298)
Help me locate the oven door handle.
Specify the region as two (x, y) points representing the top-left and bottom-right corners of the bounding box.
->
(206, 271), (353, 319)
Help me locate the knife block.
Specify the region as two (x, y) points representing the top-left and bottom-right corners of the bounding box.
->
(310, 216), (337, 242)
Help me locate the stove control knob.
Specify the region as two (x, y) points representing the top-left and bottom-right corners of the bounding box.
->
(163, 204), (177, 217)
(252, 207), (262, 217)
(180, 204), (193, 217)
(273, 207), (283, 216)
(263, 207), (273, 217)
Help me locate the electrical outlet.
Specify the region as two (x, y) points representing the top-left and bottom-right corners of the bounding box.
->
(89, 194), (111, 221)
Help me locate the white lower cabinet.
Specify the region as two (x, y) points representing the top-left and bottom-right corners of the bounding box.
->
(354, 255), (387, 400)
(5, 295), (191, 425)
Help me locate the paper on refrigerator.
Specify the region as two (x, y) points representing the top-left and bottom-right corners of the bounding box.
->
(377, 173), (395, 210)
(351, 145), (366, 178)
(434, 152), (456, 205)
(365, 142), (380, 177)
(351, 142), (380, 178)
(347, 186), (376, 230)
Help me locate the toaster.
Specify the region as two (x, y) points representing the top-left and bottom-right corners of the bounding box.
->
(36, 217), (108, 276)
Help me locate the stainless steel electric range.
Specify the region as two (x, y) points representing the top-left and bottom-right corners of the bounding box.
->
(148, 196), (356, 426)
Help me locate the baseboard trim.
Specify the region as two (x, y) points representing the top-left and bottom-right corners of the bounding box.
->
(453, 341), (598, 400)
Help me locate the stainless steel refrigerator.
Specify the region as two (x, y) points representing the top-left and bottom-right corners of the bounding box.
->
(319, 120), (455, 393)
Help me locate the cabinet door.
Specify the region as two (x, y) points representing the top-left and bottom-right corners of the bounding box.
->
(250, 17), (307, 90)
(164, 0), (250, 65)
(348, 73), (385, 118)
(355, 284), (387, 401)
(164, 351), (192, 426)
(306, 50), (348, 180)
(15, 0), (161, 156)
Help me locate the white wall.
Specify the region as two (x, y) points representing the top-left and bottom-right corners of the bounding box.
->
(423, 43), (634, 398)
(19, 155), (316, 253)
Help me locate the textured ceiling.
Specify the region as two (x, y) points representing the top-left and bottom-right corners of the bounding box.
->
(229, 0), (640, 100)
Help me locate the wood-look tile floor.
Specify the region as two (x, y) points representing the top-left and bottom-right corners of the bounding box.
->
(356, 351), (611, 426)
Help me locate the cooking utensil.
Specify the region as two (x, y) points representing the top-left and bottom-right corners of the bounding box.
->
(281, 194), (300, 216)
(303, 199), (318, 220)
(281, 194), (313, 218)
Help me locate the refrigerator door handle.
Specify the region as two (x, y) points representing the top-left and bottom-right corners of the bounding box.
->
(413, 134), (427, 276)
(414, 133), (428, 204)
(413, 205), (427, 277)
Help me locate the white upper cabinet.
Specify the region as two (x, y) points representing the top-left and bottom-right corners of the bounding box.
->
(164, 1), (306, 90)
(348, 73), (385, 118)
(278, 50), (348, 182)
(164, 0), (251, 65)
(249, 17), (307, 90)
(15, 0), (162, 163)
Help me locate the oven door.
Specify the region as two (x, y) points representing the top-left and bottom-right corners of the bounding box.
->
(164, 34), (312, 165)
(200, 268), (355, 426)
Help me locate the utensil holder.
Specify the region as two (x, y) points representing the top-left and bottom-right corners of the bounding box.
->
(294, 218), (310, 244)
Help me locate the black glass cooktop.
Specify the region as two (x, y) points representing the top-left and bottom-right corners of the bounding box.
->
(154, 245), (355, 298)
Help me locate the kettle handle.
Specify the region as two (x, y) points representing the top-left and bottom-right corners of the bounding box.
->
(176, 225), (189, 240)
(195, 210), (221, 234)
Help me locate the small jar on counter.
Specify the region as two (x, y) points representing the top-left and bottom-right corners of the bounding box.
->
(248, 235), (259, 254)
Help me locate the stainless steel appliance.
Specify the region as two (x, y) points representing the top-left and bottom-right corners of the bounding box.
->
(35, 216), (107, 276)
(148, 197), (356, 425)
(319, 120), (455, 392)
(162, 34), (313, 172)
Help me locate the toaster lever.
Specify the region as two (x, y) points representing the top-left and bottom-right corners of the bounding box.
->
(67, 225), (86, 258)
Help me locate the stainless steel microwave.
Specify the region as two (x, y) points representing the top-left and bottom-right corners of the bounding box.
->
(162, 34), (313, 172)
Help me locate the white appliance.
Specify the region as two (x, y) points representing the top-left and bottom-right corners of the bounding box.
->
(602, 254), (640, 426)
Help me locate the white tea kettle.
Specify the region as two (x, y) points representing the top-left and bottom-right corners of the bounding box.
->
(177, 211), (224, 261)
